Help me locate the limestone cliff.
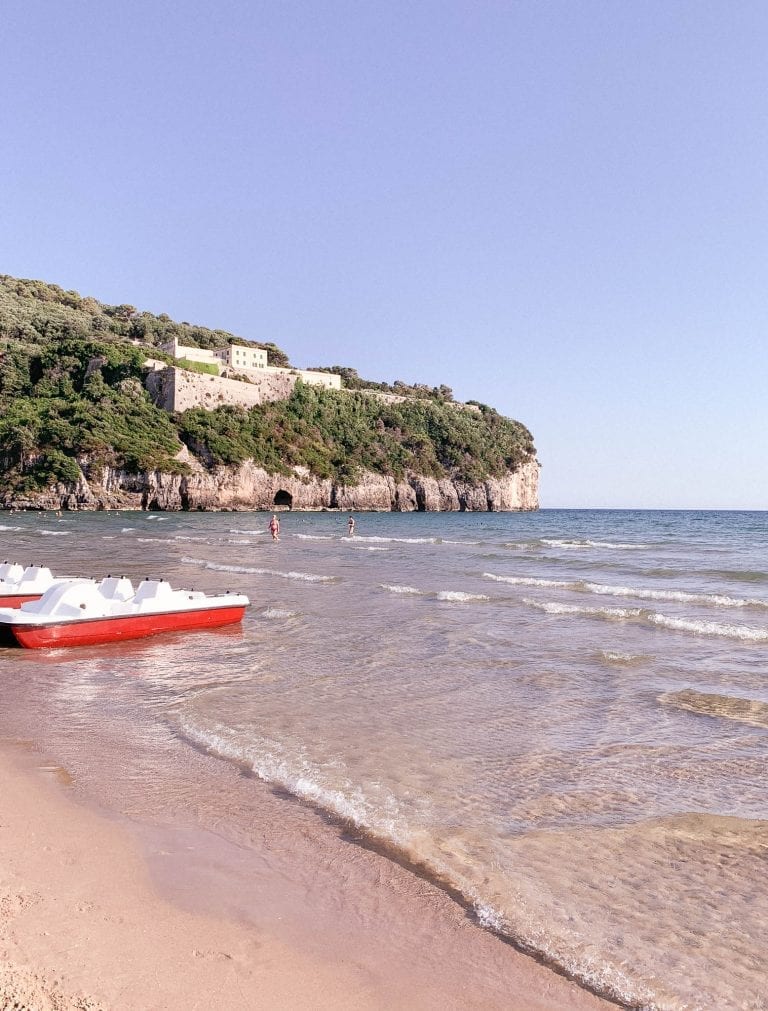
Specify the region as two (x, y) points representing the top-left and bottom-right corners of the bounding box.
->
(0, 456), (540, 512)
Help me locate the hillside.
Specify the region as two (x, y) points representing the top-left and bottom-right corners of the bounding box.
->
(0, 275), (538, 510)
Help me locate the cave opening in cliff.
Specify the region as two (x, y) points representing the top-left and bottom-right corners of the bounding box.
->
(273, 489), (293, 509)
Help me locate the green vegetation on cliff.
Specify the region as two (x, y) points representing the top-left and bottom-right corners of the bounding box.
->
(179, 383), (534, 483)
(0, 275), (536, 497)
(0, 274), (289, 366)
(0, 339), (186, 491)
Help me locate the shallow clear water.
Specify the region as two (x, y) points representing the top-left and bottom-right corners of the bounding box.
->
(1, 508), (767, 1009)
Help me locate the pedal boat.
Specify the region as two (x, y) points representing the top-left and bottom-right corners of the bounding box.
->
(0, 562), (64, 607)
(0, 576), (250, 649)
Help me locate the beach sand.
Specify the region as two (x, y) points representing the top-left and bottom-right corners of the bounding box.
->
(0, 743), (612, 1010)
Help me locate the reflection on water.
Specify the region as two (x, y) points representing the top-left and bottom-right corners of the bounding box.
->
(1, 508), (768, 1008)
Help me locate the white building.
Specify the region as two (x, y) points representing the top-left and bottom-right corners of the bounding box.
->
(212, 344), (268, 370)
(159, 337), (341, 392)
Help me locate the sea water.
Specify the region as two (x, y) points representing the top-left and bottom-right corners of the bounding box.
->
(0, 509), (767, 1008)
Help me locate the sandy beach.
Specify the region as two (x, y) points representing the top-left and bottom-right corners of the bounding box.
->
(0, 741), (611, 1011)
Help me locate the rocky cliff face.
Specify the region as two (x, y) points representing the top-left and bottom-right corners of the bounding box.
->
(0, 456), (541, 513)
(0, 455), (539, 512)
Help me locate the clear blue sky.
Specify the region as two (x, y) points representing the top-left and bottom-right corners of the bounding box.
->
(2, 1), (766, 508)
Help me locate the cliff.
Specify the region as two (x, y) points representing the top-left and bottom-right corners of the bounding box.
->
(0, 457), (539, 513)
(0, 275), (540, 512)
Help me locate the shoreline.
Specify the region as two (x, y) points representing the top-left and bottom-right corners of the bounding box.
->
(0, 740), (611, 1011)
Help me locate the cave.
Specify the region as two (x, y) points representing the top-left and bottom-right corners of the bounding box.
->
(273, 489), (293, 509)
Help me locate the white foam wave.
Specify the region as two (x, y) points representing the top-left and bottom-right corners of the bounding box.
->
(485, 573), (765, 610)
(0, 525), (21, 531)
(351, 545), (389, 551)
(230, 528), (267, 535)
(345, 535), (438, 544)
(120, 527), (137, 532)
(526, 595), (768, 642)
(227, 539), (252, 545)
(295, 534), (334, 540)
(137, 537), (168, 543)
(261, 608), (298, 619)
(38, 530), (69, 536)
(647, 614), (768, 642)
(182, 556), (335, 582)
(174, 535), (210, 542)
(379, 584), (424, 595)
(541, 538), (648, 550)
(524, 598), (642, 619)
(436, 591), (490, 603)
(146, 515), (168, 520)
(473, 902), (505, 931)
(440, 539), (481, 546)
(177, 716), (412, 844)
(483, 573), (571, 588)
(581, 581), (761, 608)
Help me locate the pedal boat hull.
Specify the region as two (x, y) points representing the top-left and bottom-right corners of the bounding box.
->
(10, 603), (247, 649)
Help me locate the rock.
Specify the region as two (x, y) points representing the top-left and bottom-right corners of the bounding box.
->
(0, 459), (539, 513)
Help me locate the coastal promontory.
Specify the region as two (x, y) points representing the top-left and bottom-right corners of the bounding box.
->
(0, 275), (539, 512)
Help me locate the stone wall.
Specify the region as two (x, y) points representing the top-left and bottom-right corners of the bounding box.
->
(147, 365), (480, 416)
(145, 366), (296, 412)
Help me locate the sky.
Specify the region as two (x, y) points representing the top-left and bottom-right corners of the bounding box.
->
(1, 0), (766, 509)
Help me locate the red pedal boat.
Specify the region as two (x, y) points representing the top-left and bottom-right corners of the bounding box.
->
(0, 576), (250, 649)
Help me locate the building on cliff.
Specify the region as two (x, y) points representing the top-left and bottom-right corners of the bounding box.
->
(160, 338), (340, 389)
(148, 338), (341, 414)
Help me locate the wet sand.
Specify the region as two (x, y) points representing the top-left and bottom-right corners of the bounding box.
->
(0, 743), (611, 1011)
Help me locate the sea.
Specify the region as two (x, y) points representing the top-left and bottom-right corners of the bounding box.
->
(0, 508), (766, 1010)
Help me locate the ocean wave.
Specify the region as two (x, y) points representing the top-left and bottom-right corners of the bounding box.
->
(484, 572), (767, 609)
(227, 539), (252, 545)
(0, 525), (22, 531)
(483, 573), (572, 588)
(295, 534), (334, 540)
(524, 598), (643, 620)
(344, 535), (438, 544)
(379, 584), (424, 595)
(581, 581), (765, 609)
(176, 714), (657, 1009)
(174, 535), (210, 542)
(229, 528), (267, 535)
(351, 545), (389, 551)
(137, 537), (169, 543)
(120, 527), (137, 532)
(38, 530), (70, 536)
(182, 556), (336, 582)
(647, 614), (768, 642)
(435, 590), (490, 603)
(260, 607), (298, 619)
(528, 596), (768, 641)
(706, 568), (768, 584)
(177, 716), (413, 845)
(541, 538), (649, 550)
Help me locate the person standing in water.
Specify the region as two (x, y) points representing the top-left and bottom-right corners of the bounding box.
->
(347, 515), (355, 537)
(269, 514), (280, 542)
